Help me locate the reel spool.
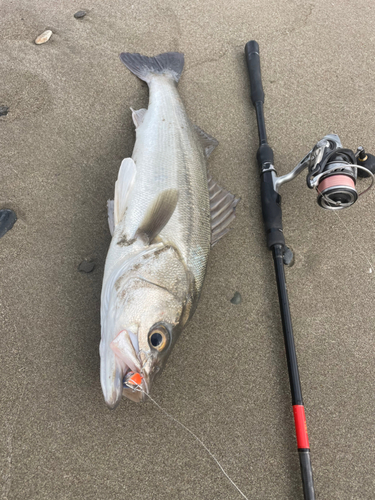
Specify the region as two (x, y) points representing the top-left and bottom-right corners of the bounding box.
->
(316, 168), (357, 210)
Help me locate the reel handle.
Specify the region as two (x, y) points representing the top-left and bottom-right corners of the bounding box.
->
(357, 150), (375, 178)
(245, 40), (265, 105)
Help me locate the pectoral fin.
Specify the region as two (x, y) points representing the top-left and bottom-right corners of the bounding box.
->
(135, 189), (179, 244)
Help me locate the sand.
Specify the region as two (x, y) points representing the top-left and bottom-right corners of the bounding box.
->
(1, 1), (375, 498)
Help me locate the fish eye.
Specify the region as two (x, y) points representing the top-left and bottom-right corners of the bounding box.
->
(148, 326), (169, 351)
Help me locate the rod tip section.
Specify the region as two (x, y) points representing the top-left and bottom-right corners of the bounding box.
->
(245, 40), (259, 56)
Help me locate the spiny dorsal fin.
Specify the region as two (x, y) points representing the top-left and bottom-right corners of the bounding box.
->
(130, 108), (147, 128)
(114, 158), (137, 226)
(194, 125), (219, 157)
(135, 189), (179, 244)
(208, 173), (240, 246)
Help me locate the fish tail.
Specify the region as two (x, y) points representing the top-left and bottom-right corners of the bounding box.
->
(119, 52), (184, 84)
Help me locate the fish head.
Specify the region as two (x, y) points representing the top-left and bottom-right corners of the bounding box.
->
(100, 257), (189, 407)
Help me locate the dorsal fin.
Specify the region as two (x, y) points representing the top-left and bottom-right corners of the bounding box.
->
(135, 189), (179, 244)
(208, 173), (240, 246)
(114, 158), (137, 226)
(194, 125), (219, 157)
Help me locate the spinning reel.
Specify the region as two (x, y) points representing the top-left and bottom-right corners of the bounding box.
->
(274, 133), (375, 210)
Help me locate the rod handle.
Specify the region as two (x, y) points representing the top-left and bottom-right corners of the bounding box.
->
(298, 450), (316, 500)
(245, 40), (265, 105)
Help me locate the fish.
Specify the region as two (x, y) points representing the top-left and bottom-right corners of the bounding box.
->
(100, 52), (239, 407)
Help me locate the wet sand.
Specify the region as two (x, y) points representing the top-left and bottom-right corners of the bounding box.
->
(1, 1), (375, 499)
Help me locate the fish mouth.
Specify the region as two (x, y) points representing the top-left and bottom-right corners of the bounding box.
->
(102, 329), (154, 406)
(122, 371), (150, 402)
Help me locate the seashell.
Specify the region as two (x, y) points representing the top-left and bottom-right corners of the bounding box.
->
(35, 30), (53, 45)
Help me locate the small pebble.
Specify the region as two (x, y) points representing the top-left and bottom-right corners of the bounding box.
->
(0, 209), (17, 239)
(78, 260), (95, 273)
(74, 10), (87, 19)
(230, 291), (242, 305)
(35, 30), (53, 45)
(0, 106), (9, 117)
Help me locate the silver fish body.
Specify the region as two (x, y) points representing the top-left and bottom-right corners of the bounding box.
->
(100, 52), (238, 407)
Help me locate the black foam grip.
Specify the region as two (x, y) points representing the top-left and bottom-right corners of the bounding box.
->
(261, 172), (285, 249)
(245, 40), (265, 105)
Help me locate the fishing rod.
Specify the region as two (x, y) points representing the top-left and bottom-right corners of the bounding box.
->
(244, 40), (375, 499)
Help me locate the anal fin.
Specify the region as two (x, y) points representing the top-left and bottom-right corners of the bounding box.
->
(208, 173), (240, 246)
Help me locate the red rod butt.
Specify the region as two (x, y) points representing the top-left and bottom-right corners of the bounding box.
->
(293, 405), (310, 449)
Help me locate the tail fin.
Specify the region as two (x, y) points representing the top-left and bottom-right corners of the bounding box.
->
(119, 52), (184, 84)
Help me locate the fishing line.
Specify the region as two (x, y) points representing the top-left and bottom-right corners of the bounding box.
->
(314, 183), (374, 273)
(331, 210), (374, 273)
(134, 387), (250, 500)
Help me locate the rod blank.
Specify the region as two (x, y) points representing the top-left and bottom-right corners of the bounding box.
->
(245, 40), (316, 500)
